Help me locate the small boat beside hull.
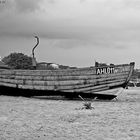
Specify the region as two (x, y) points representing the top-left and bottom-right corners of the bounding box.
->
(0, 62), (135, 100)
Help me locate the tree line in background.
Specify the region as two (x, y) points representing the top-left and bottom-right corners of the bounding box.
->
(131, 69), (140, 80)
(1, 52), (77, 70)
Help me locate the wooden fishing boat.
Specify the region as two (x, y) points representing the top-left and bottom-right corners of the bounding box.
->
(0, 62), (134, 100)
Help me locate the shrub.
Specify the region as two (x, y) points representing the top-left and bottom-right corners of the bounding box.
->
(2, 52), (33, 69)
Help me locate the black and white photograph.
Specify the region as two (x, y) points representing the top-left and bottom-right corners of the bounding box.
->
(0, 0), (140, 139)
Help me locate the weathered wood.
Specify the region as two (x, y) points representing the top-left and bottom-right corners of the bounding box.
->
(0, 71), (129, 82)
(0, 73), (127, 87)
(0, 64), (131, 76)
(0, 82), (17, 88)
(0, 78), (126, 93)
(0, 62), (135, 98)
(58, 80), (125, 93)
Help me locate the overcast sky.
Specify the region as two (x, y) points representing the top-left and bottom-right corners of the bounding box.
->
(0, 0), (140, 68)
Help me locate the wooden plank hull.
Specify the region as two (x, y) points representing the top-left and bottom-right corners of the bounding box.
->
(0, 62), (135, 99)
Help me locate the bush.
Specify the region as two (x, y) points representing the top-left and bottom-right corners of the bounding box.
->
(2, 52), (33, 69)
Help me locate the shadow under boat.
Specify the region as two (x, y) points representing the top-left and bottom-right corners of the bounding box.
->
(0, 85), (116, 100)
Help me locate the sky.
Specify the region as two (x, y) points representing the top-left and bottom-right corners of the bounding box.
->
(0, 0), (140, 68)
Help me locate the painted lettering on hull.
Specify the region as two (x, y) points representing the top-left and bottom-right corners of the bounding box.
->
(96, 67), (117, 75)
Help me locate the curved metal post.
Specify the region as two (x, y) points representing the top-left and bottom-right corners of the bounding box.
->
(32, 36), (39, 69)
(32, 36), (39, 59)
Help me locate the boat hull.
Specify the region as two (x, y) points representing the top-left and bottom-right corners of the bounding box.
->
(0, 62), (135, 99)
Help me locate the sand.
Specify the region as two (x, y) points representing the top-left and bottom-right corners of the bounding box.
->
(0, 88), (140, 140)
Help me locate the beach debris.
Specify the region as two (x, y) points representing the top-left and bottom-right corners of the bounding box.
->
(78, 95), (94, 110)
(37, 126), (44, 131)
(114, 97), (118, 101)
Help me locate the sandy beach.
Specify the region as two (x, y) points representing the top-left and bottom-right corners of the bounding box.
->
(0, 88), (140, 140)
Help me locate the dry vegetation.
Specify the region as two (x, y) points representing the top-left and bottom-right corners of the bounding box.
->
(0, 88), (140, 140)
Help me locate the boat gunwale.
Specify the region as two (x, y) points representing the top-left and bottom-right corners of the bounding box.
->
(0, 62), (134, 72)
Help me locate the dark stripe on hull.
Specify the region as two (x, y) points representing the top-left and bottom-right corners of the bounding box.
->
(0, 85), (116, 100)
